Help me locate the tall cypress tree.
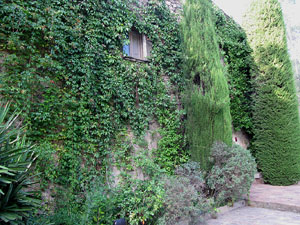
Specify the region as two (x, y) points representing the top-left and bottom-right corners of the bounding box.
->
(182, 0), (232, 171)
(243, 0), (300, 185)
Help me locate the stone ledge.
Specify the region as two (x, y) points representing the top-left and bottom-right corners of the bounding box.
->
(249, 200), (300, 214)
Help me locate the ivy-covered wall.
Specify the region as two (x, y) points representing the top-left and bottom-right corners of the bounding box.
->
(0, 0), (260, 223)
(214, 7), (255, 135)
(0, 0), (187, 192)
(140, 0), (183, 15)
(0, 0), (256, 185)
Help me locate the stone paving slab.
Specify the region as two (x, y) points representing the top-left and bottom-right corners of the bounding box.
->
(206, 207), (300, 225)
(249, 183), (300, 213)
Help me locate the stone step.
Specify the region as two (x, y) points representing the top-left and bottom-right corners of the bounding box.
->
(249, 200), (300, 214)
(249, 183), (300, 214)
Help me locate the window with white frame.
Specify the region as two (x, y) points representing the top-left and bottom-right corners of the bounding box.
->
(123, 29), (152, 61)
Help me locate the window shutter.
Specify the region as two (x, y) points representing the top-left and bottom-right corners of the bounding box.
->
(130, 31), (143, 59)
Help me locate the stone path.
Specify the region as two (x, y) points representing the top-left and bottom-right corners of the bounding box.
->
(206, 207), (300, 225)
(206, 183), (300, 225)
(250, 183), (300, 213)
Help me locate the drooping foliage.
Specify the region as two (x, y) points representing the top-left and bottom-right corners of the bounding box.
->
(0, 103), (39, 224)
(243, 0), (300, 185)
(214, 6), (255, 134)
(182, 0), (232, 170)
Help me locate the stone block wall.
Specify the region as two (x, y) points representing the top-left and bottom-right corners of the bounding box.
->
(139, 0), (183, 15)
(165, 0), (183, 15)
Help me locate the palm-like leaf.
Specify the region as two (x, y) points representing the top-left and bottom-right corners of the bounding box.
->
(0, 102), (40, 224)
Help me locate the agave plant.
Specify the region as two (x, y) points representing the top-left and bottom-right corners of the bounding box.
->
(0, 102), (40, 224)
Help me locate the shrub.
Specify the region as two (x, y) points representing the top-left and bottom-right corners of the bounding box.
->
(243, 0), (300, 185)
(82, 182), (121, 225)
(82, 178), (164, 225)
(207, 142), (256, 205)
(48, 188), (83, 225)
(0, 102), (39, 224)
(119, 179), (164, 225)
(30, 187), (84, 225)
(25, 215), (53, 225)
(175, 161), (207, 194)
(158, 162), (213, 225)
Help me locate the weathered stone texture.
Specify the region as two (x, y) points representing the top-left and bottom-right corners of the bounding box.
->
(165, 0), (183, 15)
(139, 0), (183, 15)
(232, 129), (250, 149)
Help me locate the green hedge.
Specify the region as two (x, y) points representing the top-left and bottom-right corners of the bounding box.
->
(243, 0), (300, 185)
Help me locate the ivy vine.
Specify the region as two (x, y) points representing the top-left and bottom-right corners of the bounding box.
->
(0, 0), (186, 194)
(214, 6), (255, 134)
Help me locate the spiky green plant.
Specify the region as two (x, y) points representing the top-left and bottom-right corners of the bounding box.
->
(0, 102), (39, 224)
(182, 0), (232, 170)
(243, 0), (300, 185)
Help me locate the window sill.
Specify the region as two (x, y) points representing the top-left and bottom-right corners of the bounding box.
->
(123, 56), (150, 63)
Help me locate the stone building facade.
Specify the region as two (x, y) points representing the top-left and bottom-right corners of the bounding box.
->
(139, 0), (183, 15)
(165, 0), (183, 15)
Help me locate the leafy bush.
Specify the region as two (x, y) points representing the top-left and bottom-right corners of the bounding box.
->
(82, 178), (164, 225)
(49, 188), (83, 225)
(26, 187), (83, 225)
(175, 161), (207, 194)
(0, 103), (39, 224)
(158, 162), (213, 225)
(82, 180), (122, 225)
(25, 215), (53, 225)
(119, 179), (164, 225)
(207, 142), (256, 205)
